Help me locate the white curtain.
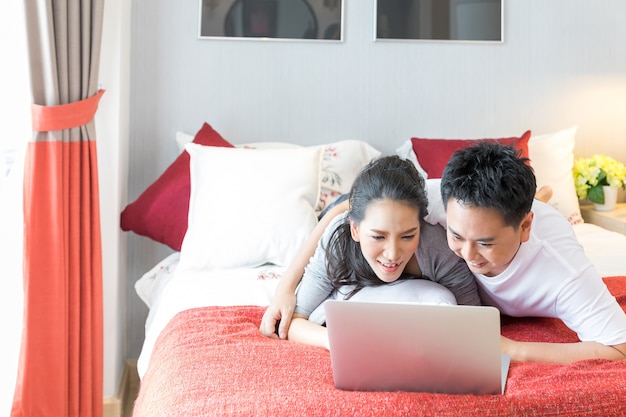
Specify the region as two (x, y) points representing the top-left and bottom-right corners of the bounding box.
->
(0, 1), (30, 415)
(0, 156), (24, 416)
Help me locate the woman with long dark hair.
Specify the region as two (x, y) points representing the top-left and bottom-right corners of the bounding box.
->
(283, 155), (480, 349)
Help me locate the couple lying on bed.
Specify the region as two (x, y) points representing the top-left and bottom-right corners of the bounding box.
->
(259, 142), (626, 364)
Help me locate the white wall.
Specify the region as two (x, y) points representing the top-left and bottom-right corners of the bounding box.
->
(122, 0), (626, 369)
(98, 0), (131, 398)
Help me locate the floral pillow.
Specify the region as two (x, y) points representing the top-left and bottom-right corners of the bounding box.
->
(316, 140), (382, 212)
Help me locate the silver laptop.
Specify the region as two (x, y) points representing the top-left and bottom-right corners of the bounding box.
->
(325, 300), (510, 395)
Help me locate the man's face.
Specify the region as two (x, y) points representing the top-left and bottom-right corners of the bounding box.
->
(445, 199), (533, 277)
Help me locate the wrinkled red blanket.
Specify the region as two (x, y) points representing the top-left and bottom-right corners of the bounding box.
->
(133, 277), (626, 417)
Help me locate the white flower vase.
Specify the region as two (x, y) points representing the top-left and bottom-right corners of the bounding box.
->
(593, 186), (618, 211)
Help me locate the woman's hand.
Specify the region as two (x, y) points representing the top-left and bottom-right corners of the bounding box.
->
(259, 198), (350, 339)
(259, 290), (296, 339)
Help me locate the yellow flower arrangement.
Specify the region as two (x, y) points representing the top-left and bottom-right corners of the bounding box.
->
(573, 154), (626, 204)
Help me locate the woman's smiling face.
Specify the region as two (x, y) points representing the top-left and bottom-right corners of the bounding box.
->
(350, 199), (421, 283)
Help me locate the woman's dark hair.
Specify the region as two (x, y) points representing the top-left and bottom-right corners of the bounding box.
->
(325, 155), (428, 297)
(440, 142), (536, 228)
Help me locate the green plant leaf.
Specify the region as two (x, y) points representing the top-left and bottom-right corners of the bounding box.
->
(588, 185), (605, 204)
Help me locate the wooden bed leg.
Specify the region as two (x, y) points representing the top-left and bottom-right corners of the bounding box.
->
(104, 359), (140, 417)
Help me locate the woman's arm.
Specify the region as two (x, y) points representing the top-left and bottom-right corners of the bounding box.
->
(534, 185), (553, 203)
(417, 223), (481, 306)
(287, 314), (331, 349)
(502, 337), (626, 363)
(259, 199), (349, 339)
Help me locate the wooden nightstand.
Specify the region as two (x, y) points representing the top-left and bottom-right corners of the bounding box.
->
(580, 203), (626, 236)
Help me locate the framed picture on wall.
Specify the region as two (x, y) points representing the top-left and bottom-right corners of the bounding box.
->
(239, 1), (278, 37)
(199, 0), (344, 41)
(375, 0), (503, 42)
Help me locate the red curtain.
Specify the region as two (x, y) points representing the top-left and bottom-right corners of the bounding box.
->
(13, 1), (105, 416)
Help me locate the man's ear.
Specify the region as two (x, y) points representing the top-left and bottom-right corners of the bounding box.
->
(520, 211), (534, 243)
(349, 218), (360, 242)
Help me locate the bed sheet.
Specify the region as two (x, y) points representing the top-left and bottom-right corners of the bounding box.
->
(136, 264), (283, 378)
(133, 276), (626, 417)
(572, 222), (626, 277)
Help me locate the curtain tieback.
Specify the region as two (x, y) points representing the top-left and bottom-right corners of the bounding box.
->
(31, 89), (105, 132)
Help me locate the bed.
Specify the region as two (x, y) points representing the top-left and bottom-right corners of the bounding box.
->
(122, 124), (626, 416)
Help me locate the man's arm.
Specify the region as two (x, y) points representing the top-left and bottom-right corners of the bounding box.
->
(509, 184), (626, 363)
(259, 200), (349, 339)
(502, 337), (626, 363)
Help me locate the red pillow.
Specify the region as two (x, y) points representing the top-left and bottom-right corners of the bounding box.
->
(120, 123), (234, 250)
(410, 130), (532, 178)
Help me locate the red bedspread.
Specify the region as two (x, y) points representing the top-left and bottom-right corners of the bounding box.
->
(133, 277), (626, 417)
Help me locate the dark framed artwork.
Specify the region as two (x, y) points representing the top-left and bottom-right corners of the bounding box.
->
(199, 0), (343, 41)
(375, 0), (503, 42)
(238, 0), (278, 37)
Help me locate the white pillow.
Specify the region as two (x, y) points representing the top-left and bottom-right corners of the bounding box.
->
(396, 139), (428, 179)
(175, 131), (302, 153)
(134, 252), (180, 308)
(308, 279), (457, 324)
(424, 178), (446, 228)
(176, 132), (381, 213)
(180, 143), (322, 270)
(529, 126), (583, 225)
(175, 131), (195, 152)
(236, 140), (382, 212)
(239, 141), (302, 150)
